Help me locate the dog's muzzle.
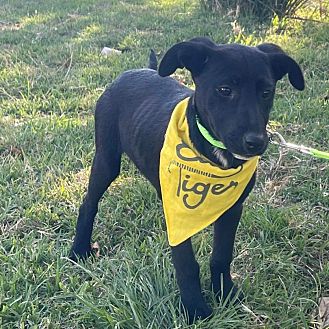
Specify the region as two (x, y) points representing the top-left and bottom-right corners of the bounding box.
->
(242, 132), (268, 156)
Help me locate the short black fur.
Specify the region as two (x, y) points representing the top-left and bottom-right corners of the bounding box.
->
(70, 37), (304, 324)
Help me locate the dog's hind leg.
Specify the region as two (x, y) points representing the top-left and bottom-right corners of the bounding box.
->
(70, 92), (121, 261)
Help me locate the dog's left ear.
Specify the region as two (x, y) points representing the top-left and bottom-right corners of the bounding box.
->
(158, 38), (216, 77)
(257, 43), (305, 91)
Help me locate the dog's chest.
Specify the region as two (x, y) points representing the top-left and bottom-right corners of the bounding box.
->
(159, 97), (259, 246)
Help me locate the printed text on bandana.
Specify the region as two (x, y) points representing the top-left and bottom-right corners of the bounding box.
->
(170, 142), (240, 209)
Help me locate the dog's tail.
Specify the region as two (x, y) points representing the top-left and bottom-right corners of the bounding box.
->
(148, 49), (158, 70)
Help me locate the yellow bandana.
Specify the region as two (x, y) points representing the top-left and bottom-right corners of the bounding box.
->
(160, 97), (259, 246)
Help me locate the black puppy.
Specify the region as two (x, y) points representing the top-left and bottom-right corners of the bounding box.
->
(70, 37), (304, 323)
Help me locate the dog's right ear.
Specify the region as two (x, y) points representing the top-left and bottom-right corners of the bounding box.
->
(158, 38), (216, 77)
(257, 43), (305, 91)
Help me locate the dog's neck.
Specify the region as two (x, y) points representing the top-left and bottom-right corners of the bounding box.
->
(186, 97), (245, 169)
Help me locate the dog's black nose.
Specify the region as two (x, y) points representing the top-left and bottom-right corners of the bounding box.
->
(243, 133), (266, 153)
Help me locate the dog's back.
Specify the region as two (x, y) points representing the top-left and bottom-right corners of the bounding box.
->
(95, 68), (192, 188)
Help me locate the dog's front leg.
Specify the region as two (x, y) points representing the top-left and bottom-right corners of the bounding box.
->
(210, 203), (244, 302)
(171, 239), (212, 323)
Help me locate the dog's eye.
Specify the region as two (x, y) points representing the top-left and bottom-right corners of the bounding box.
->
(262, 90), (272, 99)
(216, 87), (232, 97)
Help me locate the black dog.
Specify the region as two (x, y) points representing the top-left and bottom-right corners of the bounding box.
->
(70, 37), (304, 323)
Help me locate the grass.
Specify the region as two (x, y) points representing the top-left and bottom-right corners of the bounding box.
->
(0, 0), (328, 328)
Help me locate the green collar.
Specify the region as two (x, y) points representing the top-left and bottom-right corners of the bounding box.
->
(195, 116), (226, 150)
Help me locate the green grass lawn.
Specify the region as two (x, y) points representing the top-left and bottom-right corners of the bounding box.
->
(0, 0), (328, 328)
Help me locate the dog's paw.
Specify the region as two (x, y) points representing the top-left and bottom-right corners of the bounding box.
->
(69, 247), (92, 262)
(213, 280), (244, 305)
(69, 242), (100, 262)
(224, 284), (244, 304)
(181, 299), (212, 324)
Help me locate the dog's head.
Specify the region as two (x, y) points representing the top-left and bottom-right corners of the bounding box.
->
(158, 37), (304, 159)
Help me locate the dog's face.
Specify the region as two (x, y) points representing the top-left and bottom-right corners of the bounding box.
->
(159, 38), (304, 158)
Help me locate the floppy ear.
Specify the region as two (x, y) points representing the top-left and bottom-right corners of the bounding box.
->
(257, 43), (305, 91)
(158, 38), (216, 77)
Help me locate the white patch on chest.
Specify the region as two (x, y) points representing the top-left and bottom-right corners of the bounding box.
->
(212, 147), (229, 169)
